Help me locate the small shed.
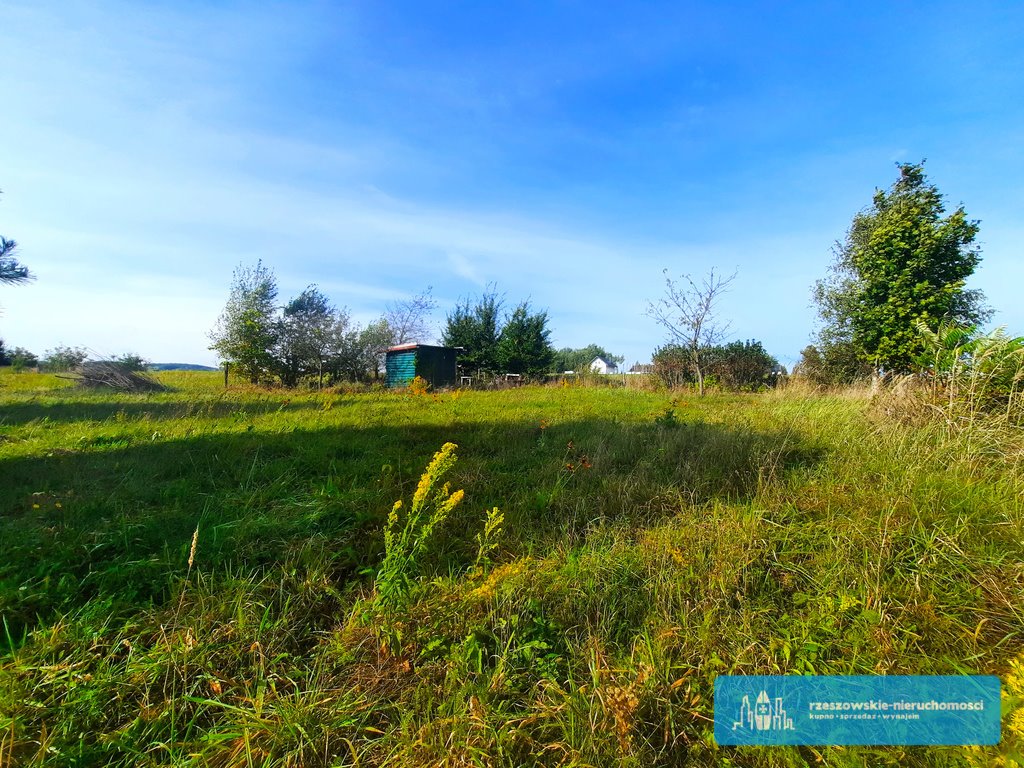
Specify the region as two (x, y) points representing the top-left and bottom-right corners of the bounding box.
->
(385, 344), (459, 389)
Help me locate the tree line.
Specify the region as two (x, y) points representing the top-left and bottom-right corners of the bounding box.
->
(208, 262), (413, 386)
(209, 267), (643, 387)
(8, 163), (1002, 395)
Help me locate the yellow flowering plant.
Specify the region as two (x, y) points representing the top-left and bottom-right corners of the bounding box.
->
(375, 442), (464, 609)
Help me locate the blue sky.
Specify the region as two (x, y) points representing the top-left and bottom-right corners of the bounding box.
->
(1, 1), (1022, 368)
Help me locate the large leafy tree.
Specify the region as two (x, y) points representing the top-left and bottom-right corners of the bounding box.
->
(495, 301), (554, 376)
(274, 286), (353, 388)
(813, 162), (989, 376)
(441, 287), (502, 375)
(9, 346), (38, 371)
(209, 261), (279, 384)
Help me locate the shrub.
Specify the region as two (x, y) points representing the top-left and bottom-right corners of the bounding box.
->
(113, 353), (149, 372)
(706, 339), (780, 390)
(915, 320), (1024, 419)
(41, 344), (88, 372)
(654, 340), (780, 391)
(9, 346), (37, 372)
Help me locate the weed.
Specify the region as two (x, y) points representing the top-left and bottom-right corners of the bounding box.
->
(407, 375), (431, 397)
(375, 442), (464, 609)
(654, 400), (679, 428)
(472, 506), (504, 576)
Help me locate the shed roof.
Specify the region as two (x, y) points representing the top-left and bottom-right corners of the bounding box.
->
(386, 343), (459, 353)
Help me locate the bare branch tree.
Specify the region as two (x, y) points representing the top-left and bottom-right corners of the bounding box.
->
(647, 267), (737, 395)
(384, 286), (438, 345)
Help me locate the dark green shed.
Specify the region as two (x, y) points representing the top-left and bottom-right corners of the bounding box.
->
(385, 344), (459, 389)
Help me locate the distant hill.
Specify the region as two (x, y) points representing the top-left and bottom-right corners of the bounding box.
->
(149, 363), (219, 371)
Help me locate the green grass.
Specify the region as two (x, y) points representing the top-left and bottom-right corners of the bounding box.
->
(0, 369), (1022, 766)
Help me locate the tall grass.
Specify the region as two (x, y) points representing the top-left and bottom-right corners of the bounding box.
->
(0, 369), (1021, 766)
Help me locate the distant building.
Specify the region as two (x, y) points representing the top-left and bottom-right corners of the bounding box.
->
(385, 344), (459, 389)
(628, 363), (654, 374)
(590, 356), (619, 375)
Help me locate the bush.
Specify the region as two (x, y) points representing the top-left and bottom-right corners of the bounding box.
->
(5, 346), (37, 372)
(794, 343), (872, 387)
(706, 340), (780, 390)
(915, 321), (1024, 419)
(654, 340), (780, 391)
(41, 345), (88, 372)
(651, 344), (690, 388)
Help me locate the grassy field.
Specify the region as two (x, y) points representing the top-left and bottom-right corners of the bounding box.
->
(0, 369), (1022, 767)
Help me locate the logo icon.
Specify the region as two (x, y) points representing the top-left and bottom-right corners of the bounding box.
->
(733, 690), (795, 732)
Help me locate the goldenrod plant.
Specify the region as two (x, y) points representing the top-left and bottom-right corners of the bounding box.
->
(375, 442), (464, 609)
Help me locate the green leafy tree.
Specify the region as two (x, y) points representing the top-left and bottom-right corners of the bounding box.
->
(354, 318), (393, 381)
(813, 162), (990, 376)
(794, 343), (870, 386)
(274, 286), (353, 388)
(113, 353), (149, 372)
(209, 261), (279, 384)
(442, 287), (502, 375)
(9, 346), (37, 371)
(495, 301), (554, 376)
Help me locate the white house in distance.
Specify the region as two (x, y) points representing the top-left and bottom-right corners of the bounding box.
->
(590, 355), (619, 374)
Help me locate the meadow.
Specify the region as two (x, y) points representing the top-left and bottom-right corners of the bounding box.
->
(0, 369), (1022, 767)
